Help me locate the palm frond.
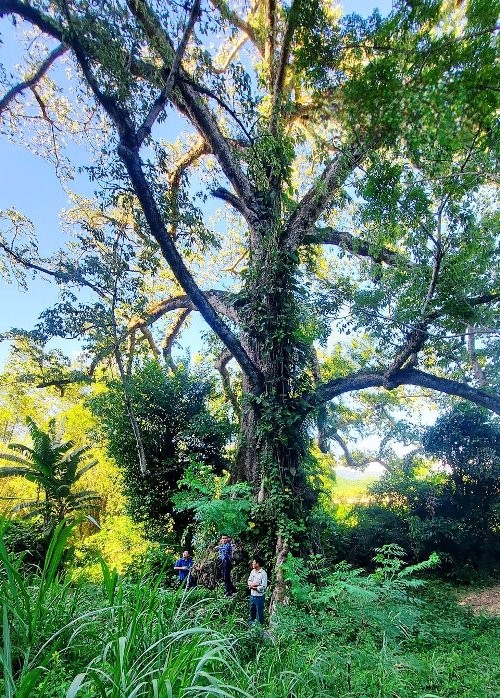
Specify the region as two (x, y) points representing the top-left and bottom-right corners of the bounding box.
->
(74, 460), (98, 481)
(0, 453), (31, 467)
(0, 465), (34, 478)
(12, 500), (45, 514)
(4, 443), (35, 458)
(68, 491), (101, 503)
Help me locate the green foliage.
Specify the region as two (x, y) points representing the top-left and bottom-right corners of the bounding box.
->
(0, 524), (498, 698)
(343, 407), (500, 574)
(88, 362), (232, 540)
(0, 518), (49, 572)
(247, 131), (295, 192)
(0, 418), (99, 532)
(0, 518), (81, 697)
(173, 461), (252, 550)
(71, 515), (155, 582)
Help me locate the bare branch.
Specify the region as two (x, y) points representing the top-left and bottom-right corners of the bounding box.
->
(212, 34), (249, 74)
(139, 325), (161, 360)
(167, 136), (209, 189)
(209, 0), (261, 49)
(211, 187), (262, 249)
(162, 308), (191, 369)
(283, 145), (365, 251)
(0, 43), (66, 114)
(330, 431), (387, 472)
(136, 0), (201, 144)
(308, 367), (500, 415)
(223, 249), (248, 274)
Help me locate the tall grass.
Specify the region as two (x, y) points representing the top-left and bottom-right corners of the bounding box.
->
(1, 524), (498, 697)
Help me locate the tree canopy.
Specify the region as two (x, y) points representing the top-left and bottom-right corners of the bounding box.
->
(0, 0), (498, 569)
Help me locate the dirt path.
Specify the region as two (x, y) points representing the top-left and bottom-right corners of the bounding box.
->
(458, 585), (500, 616)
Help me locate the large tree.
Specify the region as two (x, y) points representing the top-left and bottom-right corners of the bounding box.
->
(0, 0), (498, 580)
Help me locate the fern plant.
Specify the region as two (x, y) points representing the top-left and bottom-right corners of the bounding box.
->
(173, 460), (252, 550)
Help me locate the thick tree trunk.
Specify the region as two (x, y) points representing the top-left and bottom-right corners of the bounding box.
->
(233, 233), (316, 611)
(233, 375), (261, 486)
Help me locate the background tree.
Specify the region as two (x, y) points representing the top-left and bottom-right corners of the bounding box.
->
(88, 361), (232, 540)
(0, 0), (498, 586)
(349, 407), (500, 572)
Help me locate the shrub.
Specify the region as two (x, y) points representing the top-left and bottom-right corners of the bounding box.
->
(88, 362), (232, 540)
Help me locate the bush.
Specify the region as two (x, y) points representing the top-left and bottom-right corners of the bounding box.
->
(89, 362), (232, 540)
(71, 515), (153, 581)
(1, 517), (49, 571)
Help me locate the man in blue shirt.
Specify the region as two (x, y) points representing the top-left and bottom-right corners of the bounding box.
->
(216, 534), (237, 596)
(173, 550), (194, 586)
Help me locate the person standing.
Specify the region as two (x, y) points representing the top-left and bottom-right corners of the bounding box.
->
(247, 556), (267, 624)
(217, 534), (237, 596)
(173, 550), (195, 587)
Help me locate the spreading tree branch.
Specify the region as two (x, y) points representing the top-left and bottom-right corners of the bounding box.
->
(178, 75), (254, 143)
(308, 367), (500, 415)
(284, 145), (365, 251)
(127, 0), (259, 226)
(0, 43), (66, 114)
(49, 0), (262, 390)
(136, 0), (200, 144)
(0, 239), (109, 300)
(118, 145), (262, 387)
(305, 227), (409, 267)
(89, 290), (239, 376)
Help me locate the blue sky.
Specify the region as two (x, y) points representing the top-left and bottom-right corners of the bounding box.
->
(0, 0), (393, 366)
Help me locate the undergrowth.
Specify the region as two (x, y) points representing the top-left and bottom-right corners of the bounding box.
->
(1, 525), (498, 698)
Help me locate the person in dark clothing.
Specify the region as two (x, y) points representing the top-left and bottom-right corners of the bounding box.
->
(173, 550), (195, 587)
(216, 534), (237, 596)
